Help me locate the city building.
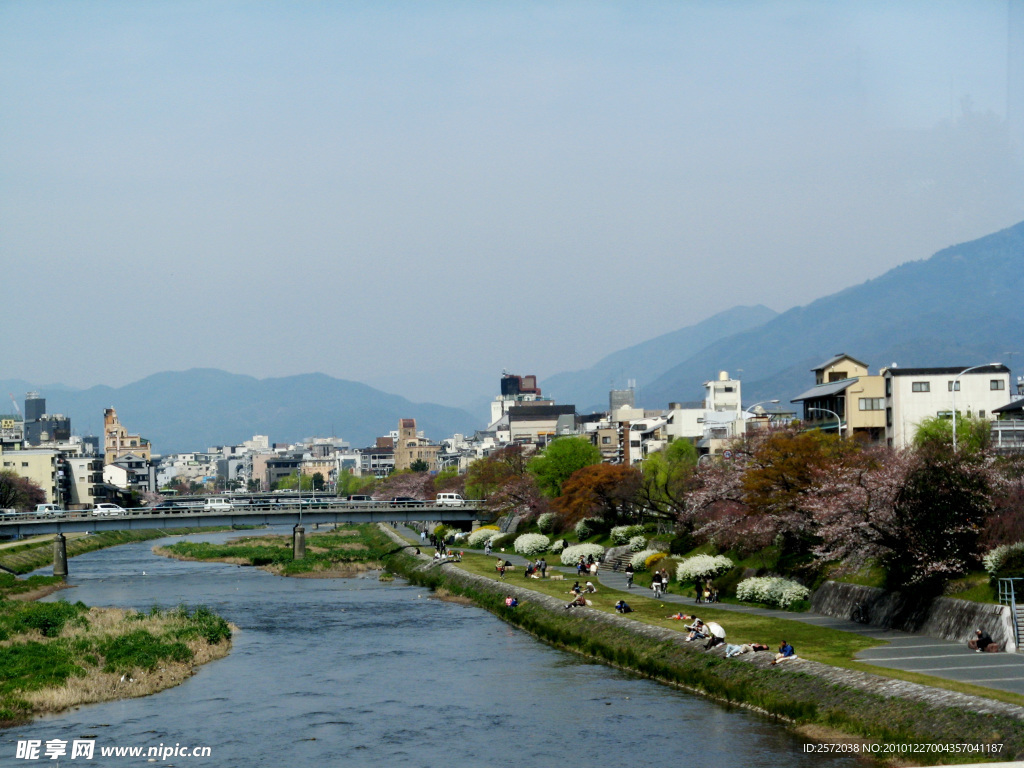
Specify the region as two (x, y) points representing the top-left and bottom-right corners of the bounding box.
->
(393, 418), (440, 472)
(104, 407), (151, 464)
(791, 354), (886, 443)
(883, 364), (1012, 448)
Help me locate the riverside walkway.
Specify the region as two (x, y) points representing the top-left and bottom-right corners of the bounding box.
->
(394, 525), (1024, 697)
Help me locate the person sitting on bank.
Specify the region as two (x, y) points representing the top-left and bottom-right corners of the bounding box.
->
(564, 594), (588, 610)
(684, 619), (706, 641)
(505, 595), (518, 608)
(615, 600), (633, 614)
(583, 581), (597, 594)
(771, 640), (796, 665)
(668, 612), (693, 621)
(968, 628), (996, 652)
(570, 581), (582, 596)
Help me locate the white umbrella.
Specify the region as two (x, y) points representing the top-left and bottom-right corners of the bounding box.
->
(706, 622), (726, 639)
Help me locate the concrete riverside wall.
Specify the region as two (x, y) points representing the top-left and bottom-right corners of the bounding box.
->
(811, 581), (1018, 653)
(379, 525), (1024, 722)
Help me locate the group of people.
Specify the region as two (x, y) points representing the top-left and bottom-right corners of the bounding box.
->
(650, 568), (671, 598)
(504, 595), (519, 608)
(695, 579), (719, 604)
(524, 558), (548, 579)
(563, 580), (598, 609)
(576, 554), (599, 578)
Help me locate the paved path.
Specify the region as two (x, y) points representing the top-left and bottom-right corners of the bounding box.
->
(394, 524), (1024, 697)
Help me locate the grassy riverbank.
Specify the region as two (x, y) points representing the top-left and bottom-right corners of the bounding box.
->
(0, 527), (261, 575)
(154, 524), (396, 576)
(0, 596), (233, 727)
(383, 548), (1024, 763)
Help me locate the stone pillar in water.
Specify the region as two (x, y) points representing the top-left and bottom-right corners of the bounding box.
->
(293, 525), (306, 560)
(53, 533), (68, 578)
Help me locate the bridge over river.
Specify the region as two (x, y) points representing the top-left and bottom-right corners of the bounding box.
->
(0, 499), (485, 576)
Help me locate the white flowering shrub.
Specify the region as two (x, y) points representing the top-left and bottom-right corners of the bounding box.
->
(983, 542), (1024, 577)
(630, 548), (662, 571)
(514, 533), (550, 556)
(628, 535), (647, 552)
(550, 538), (567, 554)
(574, 517), (602, 540)
(560, 543), (606, 566)
(467, 527), (501, 547)
(611, 525), (646, 545)
(675, 554), (734, 583)
(536, 513), (556, 533)
(736, 577), (810, 609)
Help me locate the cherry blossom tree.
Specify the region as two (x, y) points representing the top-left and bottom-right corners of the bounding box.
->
(805, 447), (994, 590)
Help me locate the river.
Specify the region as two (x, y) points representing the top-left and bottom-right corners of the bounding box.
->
(3, 530), (862, 766)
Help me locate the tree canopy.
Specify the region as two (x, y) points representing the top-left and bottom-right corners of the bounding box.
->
(528, 437), (602, 497)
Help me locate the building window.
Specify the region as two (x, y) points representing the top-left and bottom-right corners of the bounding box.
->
(912, 382), (930, 392)
(886, 407), (892, 427)
(979, 410), (986, 418)
(885, 378), (892, 397)
(948, 381), (960, 392)
(859, 398), (884, 411)
(601, 436), (610, 444)
(991, 379), (1005, 390)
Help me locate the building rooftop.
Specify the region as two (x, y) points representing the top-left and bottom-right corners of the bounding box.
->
(885, 365), (1009, 376)
(791, 378), (859, 403)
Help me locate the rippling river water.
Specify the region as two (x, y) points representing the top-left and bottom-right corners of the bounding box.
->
(2, 530), (862, 766)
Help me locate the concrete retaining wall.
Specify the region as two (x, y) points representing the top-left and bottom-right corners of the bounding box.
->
(811, 581), (1017, 653)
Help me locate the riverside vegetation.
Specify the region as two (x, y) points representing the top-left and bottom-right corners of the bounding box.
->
(154, 524), (396, 576)
(0, 527), (259, 576)
(0, 528), (247, 727)
(0, 584), (232, 727)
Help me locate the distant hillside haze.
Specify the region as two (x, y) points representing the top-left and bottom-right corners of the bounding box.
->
(0, 370), (477, 454)
(640, 219), (1024, 407)
(541, 304), (778, 412)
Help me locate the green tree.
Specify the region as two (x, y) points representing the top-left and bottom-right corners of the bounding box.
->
(312, 472), (325, 491)
(409, 459), (429, 473)
(528, 437), (602, 498)
(638, 439), (699, 525)
(274, 471), (312, 492)
(913, 415), (991, 455)
(336, 470), (376, 497)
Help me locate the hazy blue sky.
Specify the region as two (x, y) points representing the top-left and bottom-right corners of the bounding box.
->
(3, 1), (1022, 406)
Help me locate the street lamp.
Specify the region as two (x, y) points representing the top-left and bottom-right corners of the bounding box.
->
(952, 363), (1000, 453)
(808, 406), (843, 435)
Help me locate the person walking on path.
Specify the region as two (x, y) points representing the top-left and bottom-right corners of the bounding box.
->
(624, 562), (634, 588)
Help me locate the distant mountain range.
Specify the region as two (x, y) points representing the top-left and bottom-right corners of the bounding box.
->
(541, 304), (778, 413)
(5, 220), (1022, 455)
(639, 219), (1024, 406)
(0, 370), (477, 454)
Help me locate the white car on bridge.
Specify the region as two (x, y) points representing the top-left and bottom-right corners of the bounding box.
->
(92, 503), (125, 516)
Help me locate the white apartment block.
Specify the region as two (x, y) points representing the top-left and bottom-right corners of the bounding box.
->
(883, 365), (1012, 449)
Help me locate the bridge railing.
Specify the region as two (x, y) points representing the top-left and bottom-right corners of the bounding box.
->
(0, 498), (485, 526)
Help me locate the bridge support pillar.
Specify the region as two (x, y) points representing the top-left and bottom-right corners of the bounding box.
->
(53, 533), (68, 579)
(293, 525), (306, 560)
